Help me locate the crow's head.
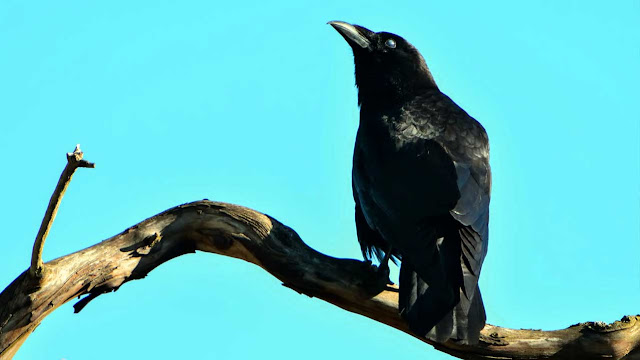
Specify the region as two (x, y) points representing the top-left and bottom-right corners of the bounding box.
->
(329, 21), (437, 105)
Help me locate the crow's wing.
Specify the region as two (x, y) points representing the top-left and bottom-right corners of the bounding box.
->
(403, 93), (491, 305)
(452, 161), (490, 306)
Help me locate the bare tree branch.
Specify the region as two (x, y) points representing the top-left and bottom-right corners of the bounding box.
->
(29, 144), (94, 279)
(2, 200), (638, 360)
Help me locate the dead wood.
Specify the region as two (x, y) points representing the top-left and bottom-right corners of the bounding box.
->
(2, 200), (638, 360)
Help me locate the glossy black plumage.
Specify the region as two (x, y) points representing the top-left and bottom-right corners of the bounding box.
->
(330, 21), (491, 344)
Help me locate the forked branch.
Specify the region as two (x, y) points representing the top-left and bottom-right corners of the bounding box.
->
(29, 144), (94, 278)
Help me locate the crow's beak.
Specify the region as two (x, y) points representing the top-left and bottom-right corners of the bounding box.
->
(328, 21), (372, 50)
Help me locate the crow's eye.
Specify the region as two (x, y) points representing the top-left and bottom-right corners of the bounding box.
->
(385, 38), (396, 49)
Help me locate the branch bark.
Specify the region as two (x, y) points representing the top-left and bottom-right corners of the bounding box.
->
(29, 144), (94, 278)
(1, 201), (638, 359)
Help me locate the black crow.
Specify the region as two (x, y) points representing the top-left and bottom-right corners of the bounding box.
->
(329, 21), (491, 344)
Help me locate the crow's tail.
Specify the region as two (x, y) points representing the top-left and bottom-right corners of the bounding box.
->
(399, 262), (485, 344)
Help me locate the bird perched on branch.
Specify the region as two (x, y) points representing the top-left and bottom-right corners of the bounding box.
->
(329, 21), (491, 344)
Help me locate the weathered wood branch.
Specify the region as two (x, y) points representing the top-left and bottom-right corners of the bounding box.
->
(1, 200), (638, 359)
(29, 144), (94, 279)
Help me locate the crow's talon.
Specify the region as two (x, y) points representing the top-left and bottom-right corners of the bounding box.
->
(377, 264), (391, 284)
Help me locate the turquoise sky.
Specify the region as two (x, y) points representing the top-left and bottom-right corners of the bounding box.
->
(1, 1), (638, 359)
